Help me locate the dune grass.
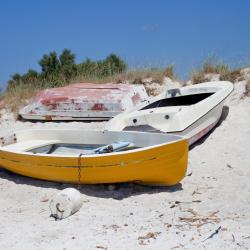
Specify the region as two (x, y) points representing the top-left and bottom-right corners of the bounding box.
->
(191, 59), (242, 84)
(1, 58), (249, 115)
(2, 65), (177, 113)
(1, 84), (39, 113)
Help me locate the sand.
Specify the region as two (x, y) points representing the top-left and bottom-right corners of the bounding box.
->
(0, 81), (249, 250)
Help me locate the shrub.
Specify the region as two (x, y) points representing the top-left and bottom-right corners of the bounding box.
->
(58, 49), (77, 81)
(76, 54), (127, 79)
(219, 68), (241, 82)
(163, 65), (175, 79)
(2, 83), (39, 112)
(103, 53), (127, 75)
(77, 58), (98, 77)
(191, 71), (210, 84)
(7, 73), (23, 91)
(39, 51), (60, 77)
(6, 50), (127, 90)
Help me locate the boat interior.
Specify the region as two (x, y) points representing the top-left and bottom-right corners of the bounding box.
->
(141, 92), (215, 110)
(0, 130), (183, 156)
(27, 142), (139, 155)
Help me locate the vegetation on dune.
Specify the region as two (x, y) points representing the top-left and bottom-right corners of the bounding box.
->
(118, 65), (176, 85)
(3, 49), (127, 112)
(1, 84), (38, 114)
(7, 49), (127, 91)
(2, 52), (249, 113)
(191, 58), (242, 84)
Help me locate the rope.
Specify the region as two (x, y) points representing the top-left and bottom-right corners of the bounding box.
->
(77, 153), (84, 190)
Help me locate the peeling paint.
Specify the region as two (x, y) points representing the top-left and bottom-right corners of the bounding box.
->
(19, 83), (149, 121)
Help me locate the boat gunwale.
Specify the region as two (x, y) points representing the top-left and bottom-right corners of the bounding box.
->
(0, 142), (188, 169)
(0, 130), (187, 158)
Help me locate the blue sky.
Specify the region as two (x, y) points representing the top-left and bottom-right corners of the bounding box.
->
(1, 0), (250, 87)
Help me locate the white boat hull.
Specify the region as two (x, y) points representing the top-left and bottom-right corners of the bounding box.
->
(173, 101), (224, 145)
(106, 81), (234, 145)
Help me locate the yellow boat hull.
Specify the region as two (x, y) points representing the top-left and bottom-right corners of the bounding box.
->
(0, 139), (188, 186)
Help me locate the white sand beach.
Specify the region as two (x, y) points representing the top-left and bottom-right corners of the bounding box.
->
(0, 81), (249, 250)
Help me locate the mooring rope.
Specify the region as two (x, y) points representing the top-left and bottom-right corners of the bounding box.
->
(77, 153), (84, 190)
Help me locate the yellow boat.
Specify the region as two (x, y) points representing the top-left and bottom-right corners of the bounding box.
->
(0, 129), (188, 186)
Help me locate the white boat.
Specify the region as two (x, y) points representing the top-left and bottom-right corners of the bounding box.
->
(106, 81), (234, 145)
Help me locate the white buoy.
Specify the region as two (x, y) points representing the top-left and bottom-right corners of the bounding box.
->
(50, 188), (83, 220)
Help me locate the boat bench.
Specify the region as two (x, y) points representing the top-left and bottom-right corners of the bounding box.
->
(2, 140), (60, 152)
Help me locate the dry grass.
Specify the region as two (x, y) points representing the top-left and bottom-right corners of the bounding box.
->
(163, 65), (175, 79)
(191, 59), (242, 84)
(2, 62), (248, 117)
(219, 68), (242, 82)
(70, 69), (165, 84)
(0, 94), (4, 118)
(115, 69), (169, 84)
(202, 61), (228, 75)
(191, 71), (210, 85)
(244, 79), (250, 97)
(2, 67), (176, 114)
(111, 66), (176, 84)
(71, 66), (176, 86)
(1, 84), (39, 113)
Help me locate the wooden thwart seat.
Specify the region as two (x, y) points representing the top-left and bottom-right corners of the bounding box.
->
(2, 140), (60, 152)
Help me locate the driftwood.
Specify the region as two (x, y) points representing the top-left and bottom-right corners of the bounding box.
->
(178, 209), (220, 228)
(138, 232), (161, 245)
(138, 232), (161, 240)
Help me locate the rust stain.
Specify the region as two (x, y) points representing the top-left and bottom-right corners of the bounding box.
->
(132, 93), (141, 104)
(41, 97), (69, 106)
(44, 115), (53, 121)
(91, 103), (108, 111)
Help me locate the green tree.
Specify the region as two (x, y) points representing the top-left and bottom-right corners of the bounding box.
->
(7, 73), (23, 90)
(39, 51), (59, 77)
(6, 50), (127, 91)
(59, 49), (75, 66)
(22, 69), (39, 83)
(103, 53), (127, 75)
(59, 49), (77, 80)
(77, 58), (97, 76)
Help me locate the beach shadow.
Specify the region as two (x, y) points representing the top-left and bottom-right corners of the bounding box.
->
(190, 105), (229, 150)
(79, 182), (183, 200)
(0, 168), (61, 189)
(0, 168), (183, 200)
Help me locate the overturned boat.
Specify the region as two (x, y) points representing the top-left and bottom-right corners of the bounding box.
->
(19, 83), (148, 121)
(106, 81), (234, 145)
(0, 129), (188, 186)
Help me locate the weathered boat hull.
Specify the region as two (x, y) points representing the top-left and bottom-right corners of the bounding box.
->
(0, 130), (188, 186)
(19, 83), (148, 121)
